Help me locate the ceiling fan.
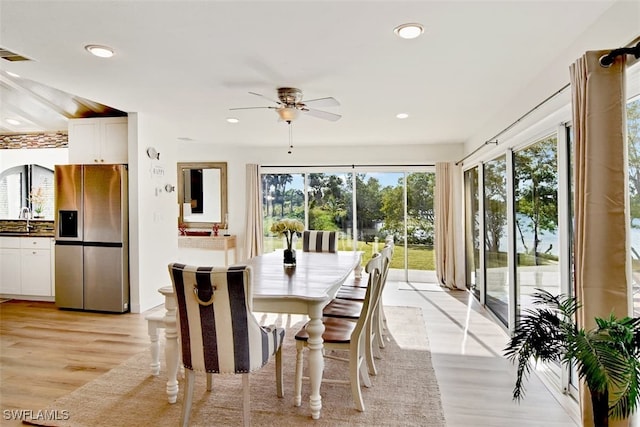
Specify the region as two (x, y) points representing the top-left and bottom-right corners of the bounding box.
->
(229, 87), (341, 122)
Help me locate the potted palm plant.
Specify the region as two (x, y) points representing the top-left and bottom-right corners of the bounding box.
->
(504, 289), (640, 427)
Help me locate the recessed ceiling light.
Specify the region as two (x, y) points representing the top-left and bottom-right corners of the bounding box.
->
(227, 117), (239, 124)
(396, 113), (409, 119)
(394, 23), (424, 40)
(6, 71), (20, 78)
(6, 118), (21, 125)
(85, 44), (115, 58)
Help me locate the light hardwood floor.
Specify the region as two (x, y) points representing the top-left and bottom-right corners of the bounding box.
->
(383, 281), (580, 426)
(0, 284), (580, 426)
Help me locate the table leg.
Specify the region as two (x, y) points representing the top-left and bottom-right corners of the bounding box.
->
(305, 302), (325, 419)
(354, 253), (363, 278)
(162, 293), (180, 404)
(147, 319), (161, 376)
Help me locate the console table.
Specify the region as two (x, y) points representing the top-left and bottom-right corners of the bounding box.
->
(177, 234), (237, 266)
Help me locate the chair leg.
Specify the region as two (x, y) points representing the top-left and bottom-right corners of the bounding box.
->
(275, 345), (283, 398)
(365, 321), (378, 376)
(206, 373), (212, 391)
(377, 304), (387, 349)
(378, 301), (389, 348)
(294, 340), (304, 407)
(181, 369), (195, 427)
(350, 344), (366, 411)
(242, 373), (250, 427)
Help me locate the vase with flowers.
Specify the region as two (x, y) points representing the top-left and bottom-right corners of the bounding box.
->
(29, 186), (46, 219)
(270, 218), (304, 268)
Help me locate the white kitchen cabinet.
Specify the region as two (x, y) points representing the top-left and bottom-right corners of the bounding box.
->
(68, 117), (128, 164)
(0, 237), (54, 298)
(0, 237), (22, 294)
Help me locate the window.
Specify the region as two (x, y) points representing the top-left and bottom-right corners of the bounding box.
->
(262, 173), (305, 253)
(484, 155), (509, 325)
(513, 136), (560, 320)
(464, 167), (481, 299)
(627, 97), (640, 317)
(261, 167), (435, 278)
(0, 164), (54, 219)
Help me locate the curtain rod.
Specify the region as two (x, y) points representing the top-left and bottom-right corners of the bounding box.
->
(261, 163), (435, 169)
(600, 41), (640, 67)
(455, 82), (571, 166)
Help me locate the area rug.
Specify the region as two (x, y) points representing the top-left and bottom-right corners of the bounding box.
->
(24, 306), (445, 427)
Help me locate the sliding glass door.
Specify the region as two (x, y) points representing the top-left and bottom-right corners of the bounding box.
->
(464, 166), (481, 299)
(484, 155), (509, 325)
(261, 167), (434, 279)
(513, 136), (560, 318)
(262, 173), (304, 253)
(405, 172), (436, 282)
(307, 172), (352, 250)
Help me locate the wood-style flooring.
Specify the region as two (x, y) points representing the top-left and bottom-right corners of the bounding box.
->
(0, 300), (156, 426)
(0, 284), (581, 426)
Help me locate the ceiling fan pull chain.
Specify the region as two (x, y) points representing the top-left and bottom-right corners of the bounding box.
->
(287, 121), (293, 154)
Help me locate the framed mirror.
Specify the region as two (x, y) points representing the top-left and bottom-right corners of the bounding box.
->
(177, 162), (227, 228)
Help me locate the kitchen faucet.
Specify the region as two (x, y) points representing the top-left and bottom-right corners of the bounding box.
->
(20, 207), (33, 231)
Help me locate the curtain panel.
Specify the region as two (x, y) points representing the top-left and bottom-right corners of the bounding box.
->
(243, 164), (263, 260)
(434, 162), (465, 290)
(570, 50), (629, 427)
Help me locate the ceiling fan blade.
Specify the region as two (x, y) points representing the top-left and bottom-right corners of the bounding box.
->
(301, 97), (340, 108)
(304, 108), (342, 122)
(248, 91), (281, 105)
(229, 106), (277, 111)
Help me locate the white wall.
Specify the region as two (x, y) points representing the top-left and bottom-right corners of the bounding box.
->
(128, 113), (180, 313)
(463, 0), (640, 161)
(0, 148), (69, 172)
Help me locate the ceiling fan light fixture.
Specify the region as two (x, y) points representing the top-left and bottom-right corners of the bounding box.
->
(394, 23), (424, 39)
(85, 44), (115, 58)
(277, 107), (299, 122)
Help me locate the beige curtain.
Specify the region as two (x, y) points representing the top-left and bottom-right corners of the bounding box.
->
(243, 164), (263, 260)
(570, 50), (629, 427)
(434, 162), (466, 290)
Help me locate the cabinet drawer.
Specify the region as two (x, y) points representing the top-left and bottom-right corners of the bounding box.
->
(20, 238), (52, 250)
(0, 237), (21, 249)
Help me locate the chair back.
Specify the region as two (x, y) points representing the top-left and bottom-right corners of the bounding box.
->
(351, 253), (384, 340)
(168, 263), (283, 374)
(302, 230), (338, 253)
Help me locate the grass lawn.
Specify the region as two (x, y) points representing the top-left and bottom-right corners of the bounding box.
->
(264, 237), (435, 271)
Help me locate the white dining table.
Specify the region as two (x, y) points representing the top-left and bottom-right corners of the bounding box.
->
(155, 249), (363, 420)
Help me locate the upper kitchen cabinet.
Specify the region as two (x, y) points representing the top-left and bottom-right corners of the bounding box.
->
(68, 117), (128, 164)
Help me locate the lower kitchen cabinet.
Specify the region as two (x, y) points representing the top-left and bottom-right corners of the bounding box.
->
(0, 237), (54, 298)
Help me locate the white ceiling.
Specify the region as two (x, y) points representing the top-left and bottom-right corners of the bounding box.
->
(0, 1), (631, 149)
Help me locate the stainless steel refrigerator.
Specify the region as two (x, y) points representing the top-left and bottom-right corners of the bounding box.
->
(54, 164), (129, 312)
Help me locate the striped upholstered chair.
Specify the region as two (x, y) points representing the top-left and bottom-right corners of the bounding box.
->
(168, 263), (285, 427)
(302, 230), (339, 252)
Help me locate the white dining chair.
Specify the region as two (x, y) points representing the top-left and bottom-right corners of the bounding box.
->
(293, 252), (383, 412)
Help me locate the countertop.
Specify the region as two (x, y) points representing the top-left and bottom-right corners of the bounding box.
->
(0, 219), (55, 237)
